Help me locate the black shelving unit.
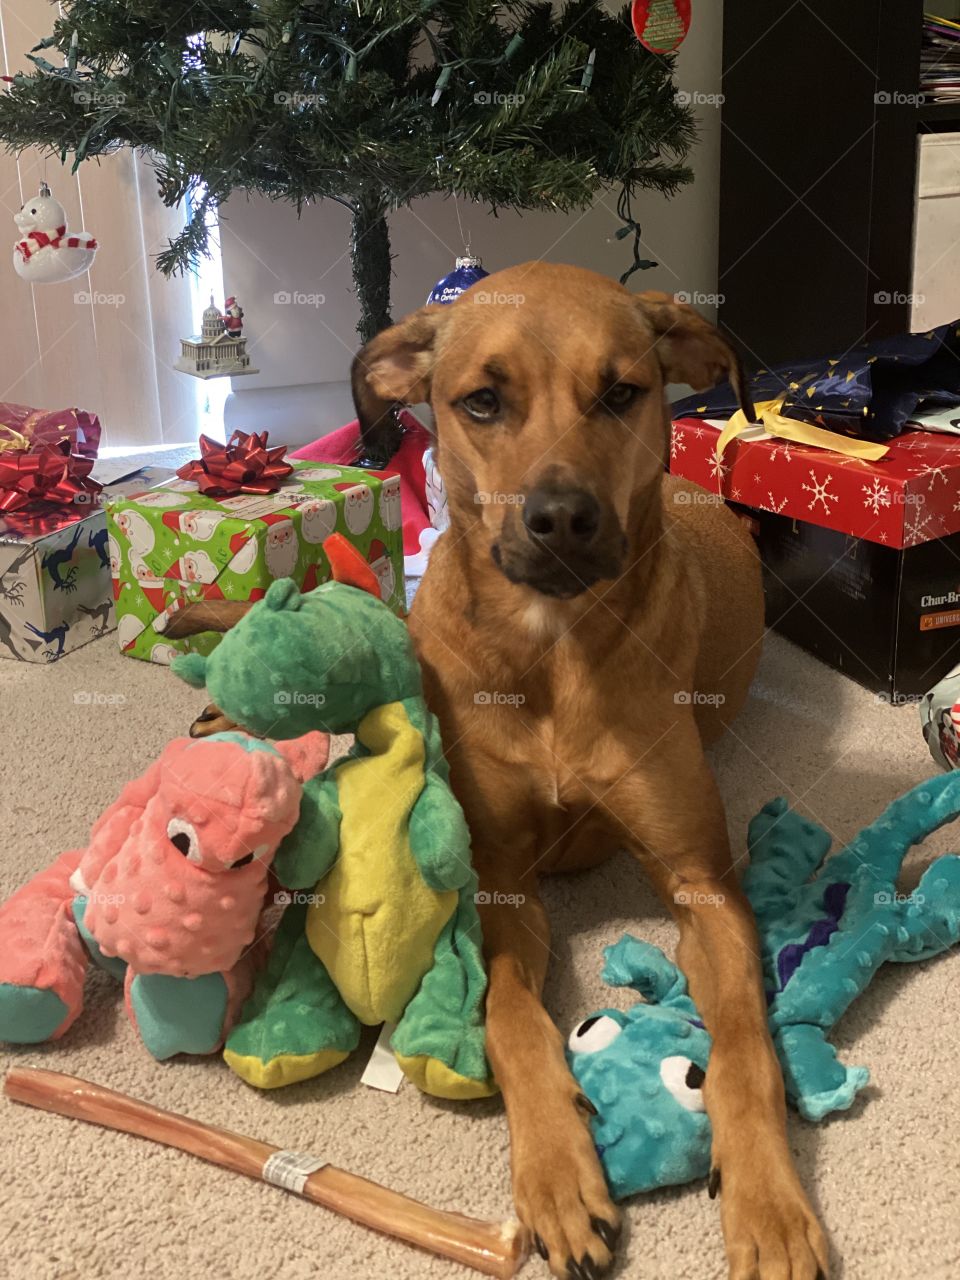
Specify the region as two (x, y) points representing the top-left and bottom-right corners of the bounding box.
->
(717, 0), (955, 367)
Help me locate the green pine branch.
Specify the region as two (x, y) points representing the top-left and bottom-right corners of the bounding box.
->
(0, 0), (696, 336)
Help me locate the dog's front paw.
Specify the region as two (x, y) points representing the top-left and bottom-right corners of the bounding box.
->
(512, 1091), (620, 1279)
(713, 1148), (828, 1279)
(189, 703), (237, 738)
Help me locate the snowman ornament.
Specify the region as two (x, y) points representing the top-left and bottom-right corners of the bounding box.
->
(13, 183), (98, 284)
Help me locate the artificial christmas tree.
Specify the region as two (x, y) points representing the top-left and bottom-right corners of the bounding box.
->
(0, 0), (695, 343)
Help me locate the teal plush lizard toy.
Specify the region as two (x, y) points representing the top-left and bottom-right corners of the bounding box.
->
(567, 774), (960, 1199)
(171, 535), (494, 1099)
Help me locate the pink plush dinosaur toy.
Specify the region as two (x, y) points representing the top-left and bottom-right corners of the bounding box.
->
(0, 729), (329, 1059)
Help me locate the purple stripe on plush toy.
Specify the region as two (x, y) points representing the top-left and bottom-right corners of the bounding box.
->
(776, 882), (851, 992)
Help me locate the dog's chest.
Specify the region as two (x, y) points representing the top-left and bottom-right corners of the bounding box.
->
(520, 662), (638, 808)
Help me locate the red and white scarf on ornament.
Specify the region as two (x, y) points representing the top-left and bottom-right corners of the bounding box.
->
(15, 227), (98, 261)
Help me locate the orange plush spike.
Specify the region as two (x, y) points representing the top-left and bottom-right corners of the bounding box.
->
(322, 533), (382, 599)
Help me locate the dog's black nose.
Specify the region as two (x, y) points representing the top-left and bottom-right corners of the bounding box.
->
(523, 486), (600, 547)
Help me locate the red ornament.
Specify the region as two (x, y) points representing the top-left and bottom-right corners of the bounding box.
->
(176, 430), (294, 498)
(631, 0), (691, 54)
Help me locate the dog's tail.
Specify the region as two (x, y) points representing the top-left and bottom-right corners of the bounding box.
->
(158, 600), (253, 639)
(351, 350), (404, 468)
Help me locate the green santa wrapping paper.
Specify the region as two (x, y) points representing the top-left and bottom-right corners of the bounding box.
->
(107, 457), (404, 664)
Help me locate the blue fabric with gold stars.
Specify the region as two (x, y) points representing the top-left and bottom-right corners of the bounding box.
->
(673, 323), (960, 441)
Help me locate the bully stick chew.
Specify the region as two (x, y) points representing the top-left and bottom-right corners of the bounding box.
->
(5, 1068), (527, 1279)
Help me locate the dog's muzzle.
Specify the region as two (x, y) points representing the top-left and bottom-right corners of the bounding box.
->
(492, 480), (626, 598)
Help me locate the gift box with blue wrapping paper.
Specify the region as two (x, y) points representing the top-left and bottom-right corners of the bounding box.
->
(0, 466), (174, 663)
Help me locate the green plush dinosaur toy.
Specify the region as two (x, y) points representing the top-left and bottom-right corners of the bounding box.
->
(171, 539), (494, 1099)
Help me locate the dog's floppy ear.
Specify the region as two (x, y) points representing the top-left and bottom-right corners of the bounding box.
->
(351, 305), (448, 465)
(634, 291), (756, 423)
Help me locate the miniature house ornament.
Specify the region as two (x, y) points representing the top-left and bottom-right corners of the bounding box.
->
(13, 182), (98, 284)
(175, 295), (258, 380)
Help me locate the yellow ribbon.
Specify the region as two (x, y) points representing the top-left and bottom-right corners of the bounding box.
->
(0, 426), (31, 453)
(715, 397), (889, 464)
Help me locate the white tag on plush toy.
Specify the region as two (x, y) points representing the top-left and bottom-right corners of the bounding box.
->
(361, 1022), (405, 1093)
(262, 1150), (327, 1194)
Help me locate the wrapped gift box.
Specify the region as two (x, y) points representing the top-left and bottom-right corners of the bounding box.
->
(670, 418), (960, 698)
(0, 466), (175, 663)
(670, 417), (960, 549)
(107, 460), (404, 663)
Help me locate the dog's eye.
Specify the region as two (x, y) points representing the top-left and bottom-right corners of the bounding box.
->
(659, 1055), (707, 1111)
(167, 818), (201, 863)
(567, 1014), (623, 1054)
(602, 383), (642, 411)
(460, 388), (500, 421)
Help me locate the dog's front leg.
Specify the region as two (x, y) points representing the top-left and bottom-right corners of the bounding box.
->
(603, 734), (828, 1280)
(477, 864), (620, 1279)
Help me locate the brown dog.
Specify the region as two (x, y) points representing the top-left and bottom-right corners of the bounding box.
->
(353, 264), (827, 1280)
(177, 263), (828, 1279)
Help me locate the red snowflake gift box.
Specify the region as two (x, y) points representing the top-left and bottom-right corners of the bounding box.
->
(669, 418), (960, 550)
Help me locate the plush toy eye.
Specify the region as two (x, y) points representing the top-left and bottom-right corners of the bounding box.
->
(659, 1055), (707, 1111)
(567, 1014), (623, 1054)
(167, 818), (201, 863)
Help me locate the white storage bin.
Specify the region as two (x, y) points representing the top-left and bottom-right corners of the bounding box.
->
(910, 131), (960, 332)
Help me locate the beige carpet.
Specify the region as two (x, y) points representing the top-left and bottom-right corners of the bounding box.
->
(1, 631), (958, 1280)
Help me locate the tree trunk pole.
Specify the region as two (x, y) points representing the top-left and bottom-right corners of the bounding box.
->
(351, 198), (393, 345)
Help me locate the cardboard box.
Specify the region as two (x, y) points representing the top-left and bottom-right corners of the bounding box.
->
(0, 467), (174, 663)
(107, 461), (404, 663)
(742, 505), (960, 699)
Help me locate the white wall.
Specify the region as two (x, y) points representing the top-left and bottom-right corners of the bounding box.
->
(221, 7), (723, 439)
(0, 0), (198, 448)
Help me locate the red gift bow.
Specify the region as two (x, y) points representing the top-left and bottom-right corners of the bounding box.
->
(176, 430), (293, 497)
(0, 438), (103, 515)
